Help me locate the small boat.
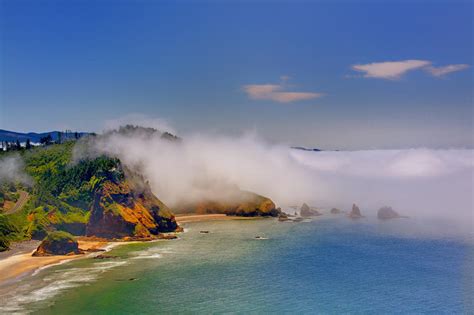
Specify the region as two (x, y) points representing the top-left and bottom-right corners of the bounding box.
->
(200, 230), (210, 234)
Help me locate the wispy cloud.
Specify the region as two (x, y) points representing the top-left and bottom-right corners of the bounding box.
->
(351, 60), (469, 80)
(424, 64), (470, 77)
(351, 60), (431, 79)
(243, 77), (323, 103)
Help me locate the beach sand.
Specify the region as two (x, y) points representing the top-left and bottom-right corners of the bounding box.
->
(0, 239), (110, 286)
(175, 213), (260, 223)
(0, 214), (261, 287)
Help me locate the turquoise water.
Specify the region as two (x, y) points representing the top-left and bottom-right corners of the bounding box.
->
(2, 217), (473, 314)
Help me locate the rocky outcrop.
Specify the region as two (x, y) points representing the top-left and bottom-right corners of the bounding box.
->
(86, 171), (179, 239)
(300, 203), (322, 217)
(33, 231), (82, 256)
(348, 204), (363, 219)
(177, 190), (280, 217)
(330, 208), (342, 214)
(377, 206), (405, 220)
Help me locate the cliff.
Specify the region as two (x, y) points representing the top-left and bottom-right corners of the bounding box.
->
(177, 190), (280, 217)
(86, 170), (179, 239)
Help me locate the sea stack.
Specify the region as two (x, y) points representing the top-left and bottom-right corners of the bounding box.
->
(377, 206), (404, 220)
(348, 204), (363, 219)
(33, 231), (83, 256)
(300, 203), (322, 217)
(330, 208), (342, 214)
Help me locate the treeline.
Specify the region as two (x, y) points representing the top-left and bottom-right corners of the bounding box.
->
(1, 131), (85, 153)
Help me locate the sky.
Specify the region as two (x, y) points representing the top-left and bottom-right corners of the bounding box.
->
(0, 0), (472, 150)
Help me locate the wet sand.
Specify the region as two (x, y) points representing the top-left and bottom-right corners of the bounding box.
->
(0, 239), (110, 286)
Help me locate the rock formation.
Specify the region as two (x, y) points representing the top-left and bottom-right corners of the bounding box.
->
(33, 231), (82, 256)
(348, 204), (363, 219)
(330, 208), (342, 214)
(177, 190), (280, 217)
(86, 169), (179, 239)
(377, 206), (405, 220)
(300, 203), (322, 217)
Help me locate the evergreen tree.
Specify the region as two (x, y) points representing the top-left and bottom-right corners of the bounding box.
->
(26, 138), (32, 149)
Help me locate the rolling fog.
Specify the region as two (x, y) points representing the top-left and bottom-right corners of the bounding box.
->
(81, 122), (473, 234)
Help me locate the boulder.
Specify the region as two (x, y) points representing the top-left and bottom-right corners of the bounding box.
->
(300, 203), (322, 217)
(377, 206), (405, 220)
(348, 204), (363, 219)
(33, 231), (83, 256)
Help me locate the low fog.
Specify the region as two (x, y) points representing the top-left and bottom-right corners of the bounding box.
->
(0, 155), (31, 186)
(80, 119), (473, 234)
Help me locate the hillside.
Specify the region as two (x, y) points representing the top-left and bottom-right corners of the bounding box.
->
(0, 126), (280, 251)
(0, 140), (180, 250)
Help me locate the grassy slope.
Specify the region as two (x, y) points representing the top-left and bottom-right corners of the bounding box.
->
(0, 141), (123, 247)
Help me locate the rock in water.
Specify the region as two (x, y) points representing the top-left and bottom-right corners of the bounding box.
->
(33, 231), (82, 256)
(348, 204), (363, 219)
(300, 203), (322, 217)
(377, 206), (403, 220)
(330, 208), (342, 214)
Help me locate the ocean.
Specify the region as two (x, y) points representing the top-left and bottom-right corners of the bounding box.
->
(1, 216), (472, 314)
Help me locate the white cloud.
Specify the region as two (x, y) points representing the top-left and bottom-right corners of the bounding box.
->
(351, 60), (470, 79)
(424, 64), (470, 77)
(351, 60), (431, 79)
(243, 78), (323, 103)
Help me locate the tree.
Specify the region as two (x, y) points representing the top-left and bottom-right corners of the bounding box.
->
(15, 139), (21, 150)
(25, 139), (32, 150)
(57, 131), (62, 144)
(40, 134), (53, 146)
(74, 132), (79, 140)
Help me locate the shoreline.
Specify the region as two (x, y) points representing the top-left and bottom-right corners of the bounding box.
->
(0, 239), (111, 287)
(0, 214), (263, 287)
(175, 213), (262, 224)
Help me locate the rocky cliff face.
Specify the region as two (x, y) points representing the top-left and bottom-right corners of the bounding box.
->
(177, 190), (279, 217)
(86, 171), (179, 239)
(33, 231), (82, 256)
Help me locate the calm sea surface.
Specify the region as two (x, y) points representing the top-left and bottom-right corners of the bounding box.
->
(1, 217), (473, 314)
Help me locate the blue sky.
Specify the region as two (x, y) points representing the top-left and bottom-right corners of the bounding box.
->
(0, 0), (472, 149)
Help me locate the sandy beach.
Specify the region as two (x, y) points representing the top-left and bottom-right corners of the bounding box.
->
(0, 214), (261, 287)
(175, 213), (260, 224)
(0, 239), (110, 287)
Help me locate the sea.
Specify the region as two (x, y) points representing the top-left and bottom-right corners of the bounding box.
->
(0, 215), (472, 314)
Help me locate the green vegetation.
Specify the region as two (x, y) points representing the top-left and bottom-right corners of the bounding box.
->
(0, 214), (18, 251)
(43, 230), (75, 243)
(0, 141), (124, 247)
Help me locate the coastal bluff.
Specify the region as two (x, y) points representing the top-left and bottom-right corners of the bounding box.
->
(86, 170), (179, 239)
(176, 190), (280, 217)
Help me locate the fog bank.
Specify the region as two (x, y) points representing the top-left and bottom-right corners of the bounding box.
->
(83, 125), (473, 233)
